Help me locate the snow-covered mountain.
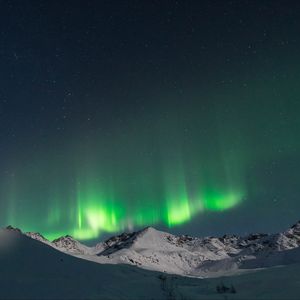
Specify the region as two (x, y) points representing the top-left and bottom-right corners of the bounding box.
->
(20, 220), (300, 278)
(26, 231), (52, 245)
(0, 227), (172, 299)
(51, 235), (96, 255)
(2, 224), (300, 299)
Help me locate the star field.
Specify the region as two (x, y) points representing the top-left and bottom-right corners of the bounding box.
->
(0, 1), (300, 240)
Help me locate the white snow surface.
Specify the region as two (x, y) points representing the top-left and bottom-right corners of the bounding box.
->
(22, 221), (300, 278)
(1, 226), (300, 299)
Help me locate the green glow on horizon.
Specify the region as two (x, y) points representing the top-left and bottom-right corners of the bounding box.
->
(3, 182), (244, 240)
(77, 190), (82, 229)
(71, 228), (99, 240)
(2, 150), (246, 240)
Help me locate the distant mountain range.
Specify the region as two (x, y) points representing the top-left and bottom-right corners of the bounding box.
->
(2, 222), (300, 299)
(13, 220), (300, 278)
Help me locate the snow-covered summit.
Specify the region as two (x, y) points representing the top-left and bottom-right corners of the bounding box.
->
(285, 220), (300, 239)
(52, 235), (93, 255)
(25, 232), (51, 245)
(98, 227), (170, 255)
(94, 220), (300, 276)
(4, 226), (300, 299)
(5, 219), (300, 278)
(4, 225), (22, 234)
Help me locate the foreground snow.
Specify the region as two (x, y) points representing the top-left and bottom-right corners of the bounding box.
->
(1, 228), (300, 299)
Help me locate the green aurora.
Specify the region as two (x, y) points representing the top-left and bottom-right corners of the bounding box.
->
(1, 75), (299, 241)
(2, 76), (299, 240)
(4, 187), (245, 241)
(1, 1), (300, 241)
(1, 94), (253, 240)
(2, 112), (248, 241)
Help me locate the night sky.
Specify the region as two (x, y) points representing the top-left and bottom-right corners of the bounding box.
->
(1, 0), (300, 241)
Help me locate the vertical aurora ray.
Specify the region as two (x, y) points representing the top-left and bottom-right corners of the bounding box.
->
(160, 149), (204, 227)
(164, 173), (191, 227)
(65, 174), (126, 239)
(6, 177), (17, 228)
(47, 187), (62, 226)
(76, 181), (83, 229)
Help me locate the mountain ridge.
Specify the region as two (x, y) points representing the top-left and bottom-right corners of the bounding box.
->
(3, 220), (300, 278)
(3, 226), (300, 299)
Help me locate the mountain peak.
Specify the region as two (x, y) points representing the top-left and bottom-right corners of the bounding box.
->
(52, 235), (75, 242)
(7, 218), (300, 278)
(137, 226), (159, 235)
(5, 225), (22, 234)
(25, 232), (50, 244)
(52, 234), (92, 255)
(290, 220), (300, 230)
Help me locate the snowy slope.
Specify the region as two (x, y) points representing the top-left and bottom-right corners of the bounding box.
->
(0, 227), (175, 299)
(51, 235), (96, 255)
(21, 221), (300, 278)
(25, 231), (95, 255)
(84, 222), (300, 277)
(93, 227), (238, 275)
(2, 227), (300, 299)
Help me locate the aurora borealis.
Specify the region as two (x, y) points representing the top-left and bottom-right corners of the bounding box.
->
(1, 1), (300, 241)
